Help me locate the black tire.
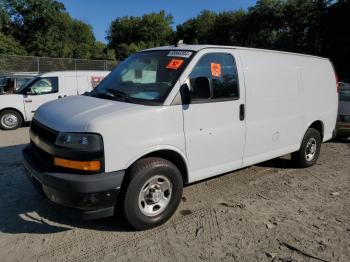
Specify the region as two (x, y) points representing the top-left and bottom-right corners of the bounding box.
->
(0, 110), (23, 130)
(120, 157), (183, 230)
(291, 128), (322, 168)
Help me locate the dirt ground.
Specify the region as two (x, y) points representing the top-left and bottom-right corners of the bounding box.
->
(0, 127), (349, 262)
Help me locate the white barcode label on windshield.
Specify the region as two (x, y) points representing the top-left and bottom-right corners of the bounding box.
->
(167, 51), (193, 58)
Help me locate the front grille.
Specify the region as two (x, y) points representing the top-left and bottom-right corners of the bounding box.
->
(31, 142), (53, 168)
(30, 119), (58, 144)
(31, 142), (53, 165)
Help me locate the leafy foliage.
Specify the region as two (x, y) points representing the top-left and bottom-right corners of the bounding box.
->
(106, 11), (174, 59)
(0, 32), (26, 55)
(0, 0), (115, 60)
(175, 0), (350, 78)
(0, 0), (349, 76)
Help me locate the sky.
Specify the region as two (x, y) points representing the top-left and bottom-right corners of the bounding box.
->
(60, 0), (257, 43)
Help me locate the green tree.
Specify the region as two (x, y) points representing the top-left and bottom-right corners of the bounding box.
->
(2, 0), (113, 60)
(0, 32), (26, 55)
(211, 10), (247, 46)
(92, 41), (116, 60)
(176, 10), (217, 44)
(107, 11), (174, 59)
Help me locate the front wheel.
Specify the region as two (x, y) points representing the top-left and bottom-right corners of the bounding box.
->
(120, 157), (183, 230)
(0, 110), (22, 130)
(292, 128), (321, 168)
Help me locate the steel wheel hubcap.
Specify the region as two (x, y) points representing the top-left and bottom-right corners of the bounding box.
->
(305, 138), (317, 161)
(138, 175), (172, 217)
(1, 113), (18, 128)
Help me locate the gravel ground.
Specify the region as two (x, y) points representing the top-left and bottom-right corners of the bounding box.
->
(0, 127), (349, 262)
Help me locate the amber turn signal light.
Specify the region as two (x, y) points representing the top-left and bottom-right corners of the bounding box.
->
(54, 157), (101, 171)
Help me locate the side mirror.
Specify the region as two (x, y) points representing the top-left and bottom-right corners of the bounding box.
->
(190, 77), (213, 100)
(23, 88), (34, 96)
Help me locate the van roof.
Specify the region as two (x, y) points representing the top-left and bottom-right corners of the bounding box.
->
(39, 70), (110, 77)
(143, 44), (328, 61)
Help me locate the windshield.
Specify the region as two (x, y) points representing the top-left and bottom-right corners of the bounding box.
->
(93, 50), (194, 104)
(15, 77), (37, 93)
(15, 77), (35, 91)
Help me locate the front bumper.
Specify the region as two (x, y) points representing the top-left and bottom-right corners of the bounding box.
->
(23, 145), (125, 220)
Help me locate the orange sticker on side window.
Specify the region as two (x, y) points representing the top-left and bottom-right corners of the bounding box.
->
(211, 63), (222, 77)
(166, 59), (184, 70)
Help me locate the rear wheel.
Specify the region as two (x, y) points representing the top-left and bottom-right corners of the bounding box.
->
(0, 110), (22, 130)
(120, 157), (183, 230)
(292, 128), (321, 168)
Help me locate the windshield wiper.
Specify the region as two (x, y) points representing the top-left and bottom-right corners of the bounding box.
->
(104, 88), (132, 102)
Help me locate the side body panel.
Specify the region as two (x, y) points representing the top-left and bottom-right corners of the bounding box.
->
(62, 75), (79, 96)
(76, 76), (89, 94)
(240, 49), (337, 168)
(239, 49), (303, 167)
(296, 57), (338, 142)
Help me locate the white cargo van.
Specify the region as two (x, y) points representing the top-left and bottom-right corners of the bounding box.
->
(0, 70), (110, 130)
(23, 45), (338, 230)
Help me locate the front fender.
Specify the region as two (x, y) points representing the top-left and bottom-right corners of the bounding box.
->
(123, 145), (189, 170)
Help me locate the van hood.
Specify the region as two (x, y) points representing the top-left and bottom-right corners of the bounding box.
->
(34, 95), (146, 132)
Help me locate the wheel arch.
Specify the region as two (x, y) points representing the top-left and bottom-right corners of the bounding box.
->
(125, 148), (189, 184)
(298, 120), (324, 149)
(308, 120), (324, 140)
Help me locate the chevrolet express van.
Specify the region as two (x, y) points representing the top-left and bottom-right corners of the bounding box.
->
(23, 45), (338, 230)
(0, 71), (110, 130)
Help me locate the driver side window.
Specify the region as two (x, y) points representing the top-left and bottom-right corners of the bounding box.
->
(31, 77), (58, 95)
(189, 53), (239, 102)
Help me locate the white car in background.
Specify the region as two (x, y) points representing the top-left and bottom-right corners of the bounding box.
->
(0, 70), (110, 130)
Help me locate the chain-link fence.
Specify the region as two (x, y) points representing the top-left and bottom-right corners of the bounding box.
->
(0, 54), (118, 74)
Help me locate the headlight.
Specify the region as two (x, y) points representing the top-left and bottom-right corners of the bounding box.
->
(55, 132), (103, 151)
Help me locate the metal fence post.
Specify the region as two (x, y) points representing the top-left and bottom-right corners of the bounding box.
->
(37, 57), (40, 73)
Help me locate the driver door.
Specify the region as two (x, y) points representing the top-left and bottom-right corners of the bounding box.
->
(23, 77), (59, 120)
(182, 51), (246, 182)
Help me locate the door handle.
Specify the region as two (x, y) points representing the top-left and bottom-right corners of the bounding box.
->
(58, 95), (62, 99)
(239, 104), (245, 121)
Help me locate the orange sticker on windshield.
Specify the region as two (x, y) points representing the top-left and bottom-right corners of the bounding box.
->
(167, 59), (184, 70)
(211, 63), (222, 77)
